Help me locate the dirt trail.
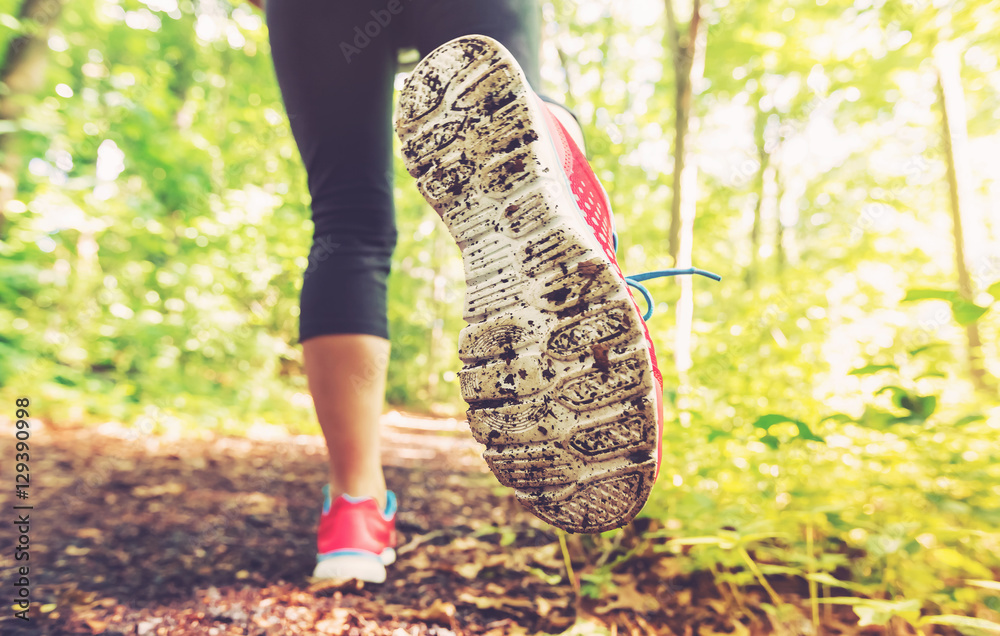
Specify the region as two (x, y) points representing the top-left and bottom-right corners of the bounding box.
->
(0, 419), (848, 635)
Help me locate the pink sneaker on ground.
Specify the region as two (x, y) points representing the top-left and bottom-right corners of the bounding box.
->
(313, 485), (397, 583)
(395, 36), (718, 533)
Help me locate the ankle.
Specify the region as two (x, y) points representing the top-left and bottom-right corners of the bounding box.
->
(328, 476), (387, 511)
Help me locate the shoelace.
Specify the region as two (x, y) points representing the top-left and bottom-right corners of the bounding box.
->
(613, 233), (722, 321)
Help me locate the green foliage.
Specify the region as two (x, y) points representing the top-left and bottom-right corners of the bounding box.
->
(751, 414), (824, 448)
(902, 288), (994, 325)
(641, 344), (998, 626)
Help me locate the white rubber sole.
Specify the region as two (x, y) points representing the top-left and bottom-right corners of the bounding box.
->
(312, 548), (397, 584)
(395, 35), (658, 534)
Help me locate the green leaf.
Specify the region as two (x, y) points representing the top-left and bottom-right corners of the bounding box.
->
(819, 598), (921, 627)
(987, 281), (1000, 300)
(919, 395), (937, 417)
(805, 573), (871, 594)
(902, 289), (958, 302)
(919, 615), (1000, 636)
(707, 429), (732, 442)
(932, 548), (993, 578)
(752, 414), (801, 429)
(908, 343), (947, 357)
(527, 566), (562, 586)
(758, 564), (803, 576)
(818, 597), (867, 605)
(951, 299), (990, 325)
(955, 414), (986, 426)
(853, 606), (885, 627)
(898, 394), (936, 419)
(794, 422), (825, 442)
(751, 414), (824, 443)
(966, 579), (1000, 592)
(821, 413), (854, 423)
(849, 364), (898, 376)
(857, 407), (896, 430)
(665, 536), (728, 547)
(875, 386), (909, 408)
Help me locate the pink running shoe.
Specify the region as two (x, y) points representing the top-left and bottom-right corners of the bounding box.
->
(313, 485), (397, 583)
(395, 36), (718, 533)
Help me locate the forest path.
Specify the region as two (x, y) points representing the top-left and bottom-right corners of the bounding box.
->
(0, 419), (838, 635)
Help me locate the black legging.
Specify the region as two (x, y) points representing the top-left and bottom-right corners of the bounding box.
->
(266, 0), (545, 342)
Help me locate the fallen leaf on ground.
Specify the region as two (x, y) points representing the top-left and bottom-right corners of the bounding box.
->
(594, 580), (660, 615)
(392, 599), (457, 629)
(315, 608), (353, 634)
(458, 591), (537, 611)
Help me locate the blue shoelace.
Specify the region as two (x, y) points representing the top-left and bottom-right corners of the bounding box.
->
(613, 233), (722, 321)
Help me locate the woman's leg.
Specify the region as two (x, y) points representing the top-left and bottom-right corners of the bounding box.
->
(267, 0), (400, 509)
(408, 0), (586, 150)
(410, 0), (544, 89)
(303, 335), (388, 508)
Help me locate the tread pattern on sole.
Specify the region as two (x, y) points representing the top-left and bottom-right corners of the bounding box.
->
(570, 411), (652, 457)
(467, 395), (553, 442)
(556, 352), (649, 409)
(396, 35), (659, 534)
(525, 473), (647, 534)
(546, 300), (634, 359)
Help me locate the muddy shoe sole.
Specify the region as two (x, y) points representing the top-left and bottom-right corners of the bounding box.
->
(394, 35), (658, 534)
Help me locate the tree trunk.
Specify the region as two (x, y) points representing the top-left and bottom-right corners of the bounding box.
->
(668, 80), (689, 266)
(0, 0), (67, 229)
(665, 0), (702, 265)
(746, 104), (769, 290)
(555, 46), (578, 114)
(775, 174), (786, 275)
(934, 42), (991, 391)
(665, 0), (705, 376)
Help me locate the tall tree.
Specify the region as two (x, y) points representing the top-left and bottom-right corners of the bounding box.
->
(664, 0), (703, 267)
(746, 100), (770, 290)
(665, 0), (707, 374)
(0, 0), (66, 227)
(934, 40), (991, 391)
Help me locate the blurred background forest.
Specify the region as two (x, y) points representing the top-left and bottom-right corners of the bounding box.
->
(1, 0), (999, 629)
